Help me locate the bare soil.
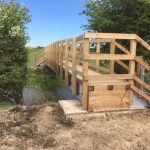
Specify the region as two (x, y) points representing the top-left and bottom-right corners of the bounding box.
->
(0, 104), (150, 150)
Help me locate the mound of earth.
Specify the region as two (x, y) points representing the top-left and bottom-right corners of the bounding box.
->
(0, 104), (150, 150)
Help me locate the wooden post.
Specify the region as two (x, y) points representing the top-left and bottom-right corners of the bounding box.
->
(129, 40), (137, 75)
(96, 43), (100, 72)
(72, 38), (77, 95)
(110, 39), (116, 74)
(82, 38), (89, 110)
(129, 39), (137, 103)
(60, 41), (63, 79)
(56, 42), (59, 76)
(65, 40), (69, 85)
(48, 45), (50, 67)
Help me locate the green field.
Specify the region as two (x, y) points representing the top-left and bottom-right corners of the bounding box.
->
(26, 47), (44, 68)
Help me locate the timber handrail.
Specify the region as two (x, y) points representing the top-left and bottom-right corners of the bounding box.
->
(133, 75), (150, 91)
(35, 32), (150, 108)
(136, 35), (150, 52)
(131, 85), (150, 101)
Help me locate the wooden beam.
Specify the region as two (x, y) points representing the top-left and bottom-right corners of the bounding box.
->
(84, 74), (133, 81)
(84, 33), (137, 40)
(85, 54), (134, 60)
(136, 35), (150, 52)
(82, 39), (89, 110)
(110, 39), (116, 73)
(115, 60), (129, 71)
(56, 42), (60, 76)
(65, 40), (69, 85)
(135, 56), (150, 71)
(131, 85), (150, 102)
(96, 43), (100, 71)
(89, 39), (112, 43)
(72, 38), (77, 95)
(60, 41), (64, 79)
(115, 41), (130, 54)
(129, 40), (137, 75)
(133, 75), (150, 91)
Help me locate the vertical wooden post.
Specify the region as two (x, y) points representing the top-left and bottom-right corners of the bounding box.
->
(110, 39), (116, 74)
(48, 45), (50, 67)
(65, 40), (69, 86)
(51, 43), (53, 70)
(82, 38), (89, 110)
(56, 42), (59, 76)
(96, 43), (100, 72)
(129, 39), (137, 103)
(72, 38), (77, 95)
(54, 43), (56, 72)
(129, 40), (137, 75)
(60, 41), (63, 79)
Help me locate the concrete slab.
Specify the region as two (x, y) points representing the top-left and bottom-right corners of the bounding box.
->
(59, 99), (148, 118)
(59, 100), (87, 115)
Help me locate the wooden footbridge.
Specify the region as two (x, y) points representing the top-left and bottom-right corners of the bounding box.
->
(36, 33), (150, 112)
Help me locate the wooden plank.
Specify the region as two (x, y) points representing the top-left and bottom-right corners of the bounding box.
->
(115, 41), (130, 54)
(89, 39), (112, 43)
(84, 33), (137, 40)
(136, 35), (150, 52)
(110, 39), (116, 73)
(133, 75), (150, 91)
(60, 41), (64, 79)
(72, 38), (77, 95)
(131, 85), (150, 101)
(84, 74), (133, 81)
(96, 43), (100, 71)
(65, 40), (69, 85)
(115, 60), (129, 71)
(89, 81), (130, 86)
(88, 91), (131, 112)
(82, 39), (89, 110)
(135, 56), (150, 71)
(56, 42), (60, 76)
(85, 54), (134, 60)
(129, 40), (137, 75)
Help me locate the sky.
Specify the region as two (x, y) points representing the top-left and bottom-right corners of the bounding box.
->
(16, 0), (87, 46)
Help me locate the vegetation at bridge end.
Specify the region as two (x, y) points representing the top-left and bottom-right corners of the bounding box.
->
(81, 0), (150, 61)
(0, 0), (31, 103)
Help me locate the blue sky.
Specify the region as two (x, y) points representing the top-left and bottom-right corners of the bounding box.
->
(16, 0), (87, 46)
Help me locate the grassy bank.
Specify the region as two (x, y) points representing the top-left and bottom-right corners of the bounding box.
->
(27, 47), (44, 68)
(25, 47), (62, 105)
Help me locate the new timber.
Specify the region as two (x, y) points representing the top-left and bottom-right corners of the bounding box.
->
(36, 33), (150, 112)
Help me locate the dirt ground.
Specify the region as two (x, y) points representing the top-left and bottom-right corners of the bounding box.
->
(0, 104), (150, 150)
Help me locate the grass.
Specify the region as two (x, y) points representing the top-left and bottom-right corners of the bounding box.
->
(26, 47), (44, 68)
(0, 101), (16, 109)
(26, 68), (62, 91)
(25, 47), (62, 105)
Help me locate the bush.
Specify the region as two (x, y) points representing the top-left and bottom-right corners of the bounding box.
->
(0, 0), (31, 103)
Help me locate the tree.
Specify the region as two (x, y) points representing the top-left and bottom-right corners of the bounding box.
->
(0, 0), (31, 103)
(81, 0), (150, 40)
(81, 0), (150, 61)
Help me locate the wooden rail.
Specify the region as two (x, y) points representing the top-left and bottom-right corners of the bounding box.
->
(36, 33), (150, 111)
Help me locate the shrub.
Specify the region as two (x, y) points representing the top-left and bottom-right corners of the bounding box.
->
(0, 0), (31, 103)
